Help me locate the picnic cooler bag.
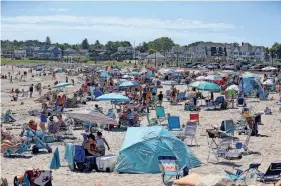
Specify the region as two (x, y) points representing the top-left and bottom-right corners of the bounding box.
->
(96, 155), (117, 172)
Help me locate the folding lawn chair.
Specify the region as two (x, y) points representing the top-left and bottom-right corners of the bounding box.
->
(256, 161), (281, 183)
(167, 116), (181, 131)
(155, 106), (167, 125)
(158, 156), (189, 186)
(208, 137), (241, 163)
(220, 120), (236, 138)
(213, 96), (226, 110)
(146, 114), (159, 126)
(180, 121), (198, 146)
(225, 162), (261, 183)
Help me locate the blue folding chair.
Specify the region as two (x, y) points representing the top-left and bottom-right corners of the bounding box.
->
(220, 120), (235, 137)
(155, 106), (167, 125)
(167, 116), (181, 131)
(158, 156), (189, 186)
(225, 163), (261, 182)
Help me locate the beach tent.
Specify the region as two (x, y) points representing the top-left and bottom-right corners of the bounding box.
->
(239, 77), (264, 95)
(114, 126), (200, 174)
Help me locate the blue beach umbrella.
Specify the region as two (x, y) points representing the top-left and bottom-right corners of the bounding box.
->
(96, 93), (130, 102)
(54, 82), (72, 88)
(197, 81), (221, 92)
(50, 147), (61, 170)
(119, 81), (139, 88)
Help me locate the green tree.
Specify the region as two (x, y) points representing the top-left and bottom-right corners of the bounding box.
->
(147, 37), (175, 52)
(269, 42), (281, 59)
(148, 49), (155, 54)
(81, 38), (90, 49)
(45, 36), (51, 45)
(136, 42), (149, 53)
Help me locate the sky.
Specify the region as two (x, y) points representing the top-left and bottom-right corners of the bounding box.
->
(1, 1), (281, 47)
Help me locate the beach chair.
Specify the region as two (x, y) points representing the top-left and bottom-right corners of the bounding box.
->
(2, 109), (16, 123)
(107, 108), (116, 120)
(146, 114), (159, 126)
(2, 140), (30, 157)
(180, 121), (198, 146)
(207, 137), (241, 163)
(73, 145), (98, 172)
(158, 156), (189, 186)
(237, 97), (246, 107)
(155, 106), (167, 125)
(224, 163), (261, 182)
(213, 96), (226, 110)
(167, 116), (181, 131)
(14, 169), (52, 186)
(256, 162), (281, 183)
(220, 120), (236, 138)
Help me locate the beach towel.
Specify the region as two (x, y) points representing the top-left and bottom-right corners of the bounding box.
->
(64, 143), (75, 170)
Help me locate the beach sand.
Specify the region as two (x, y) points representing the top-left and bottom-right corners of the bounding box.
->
(1, 65), (280, 186)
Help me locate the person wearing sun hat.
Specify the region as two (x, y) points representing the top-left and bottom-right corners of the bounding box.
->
(28, 119), (37, 131)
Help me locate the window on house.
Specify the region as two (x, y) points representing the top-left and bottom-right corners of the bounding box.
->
(239, 52), (242, 55)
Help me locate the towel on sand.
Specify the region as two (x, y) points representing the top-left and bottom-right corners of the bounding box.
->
(64, 143), (75, 170)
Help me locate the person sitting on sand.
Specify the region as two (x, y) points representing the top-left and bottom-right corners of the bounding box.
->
(264, 107), (272, 115)
(56, 114), (67, 131)
(96, 132), (110, 156)
(83, 133), (101, 157)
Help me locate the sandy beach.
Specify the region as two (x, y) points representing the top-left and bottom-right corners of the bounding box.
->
(1, 65), (281, 186)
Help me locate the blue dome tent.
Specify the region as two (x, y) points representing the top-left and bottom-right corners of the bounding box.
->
(239, 77), (264, 96)
(114, 126), (200, 174)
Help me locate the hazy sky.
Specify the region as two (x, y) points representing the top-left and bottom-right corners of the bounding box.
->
(1, 1), (281, 47)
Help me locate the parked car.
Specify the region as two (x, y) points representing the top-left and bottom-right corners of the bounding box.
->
(250, 64), (265, 71)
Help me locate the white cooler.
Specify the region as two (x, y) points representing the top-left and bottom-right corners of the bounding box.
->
(96, 154), (117, 172)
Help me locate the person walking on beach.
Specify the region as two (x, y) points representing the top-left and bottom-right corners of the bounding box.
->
(10, 76), (13, 84)
(171, 86), (177, 105)
(96, 131), (110, 156)
(29, 84), (34, 98)
(158, 91), (163, 106)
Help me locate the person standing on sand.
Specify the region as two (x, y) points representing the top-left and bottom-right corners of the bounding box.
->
(29, 84), (34, 98)
(39, 103), (48, 132)
(10, 76), (13, 84)
(96, 132), (110, 156)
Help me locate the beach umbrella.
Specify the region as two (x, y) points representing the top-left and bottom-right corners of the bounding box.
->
(196, 76), (205, 80)
(122, 74), (132, 79)
(222, 70), (234, 74)
(205, 75), (222, 81)
(119, 81), (140, 88)
(226, 84), (239, 91)
(54, 82), (72, 88)
(261, 66), (278, 71)
(96, 93), (130, 102)
(262, 79), (274, 85)
(207, 71), (219, 75)
(189, 81), (208, 88)
(196, 81), (221, 91)
(220, 73), (229, 78)
(131, 71), (139, 76)
(242, 73), (260, 79)
(65, 109), (117, 125)
(162, 81), (182, 86)
(101, 71), (110, 78)
(50, 147), (61, 170)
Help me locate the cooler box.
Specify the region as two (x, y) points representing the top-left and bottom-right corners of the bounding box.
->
(96, 154), (117, 172)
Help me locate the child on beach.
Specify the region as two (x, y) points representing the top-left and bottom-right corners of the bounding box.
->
(96, 132), (110, 156)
